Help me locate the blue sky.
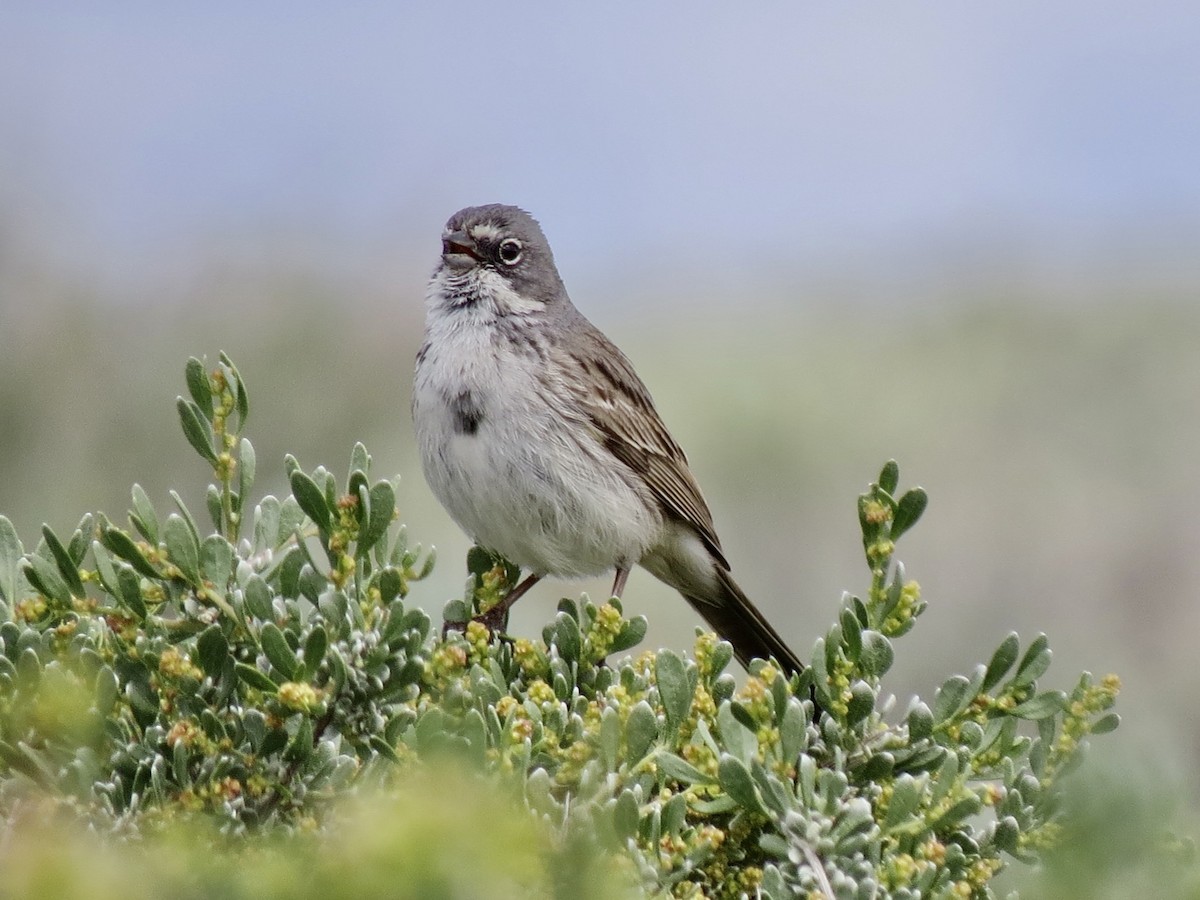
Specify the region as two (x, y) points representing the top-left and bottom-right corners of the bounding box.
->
(1, 2), (1197, 295)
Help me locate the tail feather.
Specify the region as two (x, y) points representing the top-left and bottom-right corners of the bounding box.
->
(684, 568), (822, 717)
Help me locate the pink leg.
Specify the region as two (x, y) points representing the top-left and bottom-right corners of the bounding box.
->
(500, 573), (543, 609)
(474, 573), (542, 631)
(610, 567), (629, 599)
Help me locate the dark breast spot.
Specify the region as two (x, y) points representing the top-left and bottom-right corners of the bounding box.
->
(450, 389), (485, 435)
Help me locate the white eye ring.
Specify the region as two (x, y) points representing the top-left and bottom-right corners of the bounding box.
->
(498, 238), (523, 265)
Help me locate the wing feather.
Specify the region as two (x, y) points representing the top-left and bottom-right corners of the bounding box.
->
(560, 329), (729, 567)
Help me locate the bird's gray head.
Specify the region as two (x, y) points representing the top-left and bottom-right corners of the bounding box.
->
(431, 204), (568, 316)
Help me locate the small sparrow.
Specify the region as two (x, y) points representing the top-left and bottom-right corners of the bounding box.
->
(412, 204), (805, 677)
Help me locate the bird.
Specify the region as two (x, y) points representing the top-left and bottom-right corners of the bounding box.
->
(412, 203), (807, 679)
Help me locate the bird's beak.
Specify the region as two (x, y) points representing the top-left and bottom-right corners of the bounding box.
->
(441, 230), (480, 264)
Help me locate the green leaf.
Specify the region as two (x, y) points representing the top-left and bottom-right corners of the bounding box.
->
(116, 566), (148, 620)
(810, 636), (832, 711)
(238, 436), (257, 501)
(100, 525), (160, 579)
(657, 752), (708, 785)
(176, 397), (218, 464)
(983, 632), (1021, 692)
(37, 528), (82, 594)
(327, 646), (349, 694)
(878, 460), (900, 496)
(63, 516), (90, 564)
(278, 548), (306, 600)
(994, 815), (1021, 854)
(290, 470), (331, 535)
(243, 574), (274, 619)
(278, 496), (306, 544)
(23, 555), (71, 604)
(613, 790), (639, 842)
(931, 794), (983, 831)
(254, 496), (281, 550)
(890, 487), (928, 542)
(170, 491), (204, 549)
(859, 751), (895, 781)
(1009, 690), (1066, 720)
(197, 625), (229, 678)
(201, 535), (234, 587)
(932, 674), (974, 724)
(846, 680), (875, 724)
(17, 646), (41, 690)
(285, 716), (314, 763)
(164, 514), (201, 585)
(780, 699), (808, 763)
(552, 612), (582, 664)
(625, 700), (659, 760)
(718, 754), (766, 815)
(883, 774), (923, 829)
(609, 615), (648, 655)
(929, 751), (960, 805)
(349, 471), (370, 527)
(1091, 712), (1121, 734)
(656, 650), (692, 738)
(94, 665), (119, 716)
(709, 639), (735, 675)
(219, 352), (249, 427)
(906, 702), (933, 742)
(0, 516), (23, 605)
(130, 484), (159, 544)
(858, 630), (894, 678)
(185, 357), (213, 420)
(717, 702), (756, 764)
(349, 442), (370, 480)
(377, 567), (403, 607)
(303, 625), (328, 671)
(236, 663), (278, 694)
(357, 480), (395, 555)
(599, 705), (620, 771)
(466, 545), (495, 580)
(730, 700), (758, 735)
(206, 485), (223, 532)
(1013, 634), (1052, 687)
(692, 795), (738, 816)
(260, 623), (299, 680)
(840, 606), (863, 660)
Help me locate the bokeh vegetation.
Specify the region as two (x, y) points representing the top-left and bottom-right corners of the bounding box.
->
(0, 351), (1143, 897)
(2, 231), (1198, 893)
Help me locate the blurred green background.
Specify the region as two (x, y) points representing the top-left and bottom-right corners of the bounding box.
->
(2, 2), (1199, 892)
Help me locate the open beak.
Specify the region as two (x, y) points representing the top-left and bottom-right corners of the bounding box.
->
(441, 230), (480, 262)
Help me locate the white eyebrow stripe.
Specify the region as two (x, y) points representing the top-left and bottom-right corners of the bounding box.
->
(469, 223), (503, 242)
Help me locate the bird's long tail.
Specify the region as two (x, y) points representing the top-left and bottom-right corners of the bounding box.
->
(684, 568), (821, 716)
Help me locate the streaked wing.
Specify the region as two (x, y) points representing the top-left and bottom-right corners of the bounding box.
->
(562, 330), (728, 566)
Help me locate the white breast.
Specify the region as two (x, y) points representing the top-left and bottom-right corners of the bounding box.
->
(412, 278), (661, 578)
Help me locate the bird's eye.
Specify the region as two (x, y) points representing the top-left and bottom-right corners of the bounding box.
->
(498, 238), (523, 265)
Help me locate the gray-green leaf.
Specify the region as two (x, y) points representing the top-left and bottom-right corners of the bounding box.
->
(983, 632), (1021, 692)
(625, 700), (659, 761)
(185, 357), (213, 419)
(656, 650), (692, 738)
(890, 487), (928, 541)
(197, 625), (229, 679)
(260, 623), (299, 680)
(164, 514), (201, 585)
(0, 516), (23, 604)
(176, 397), (218, 464)
(718, 754), (766, 815)
(290, 470), (331, 535)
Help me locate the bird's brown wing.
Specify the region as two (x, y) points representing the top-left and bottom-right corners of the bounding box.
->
(561, 330), (729, 568)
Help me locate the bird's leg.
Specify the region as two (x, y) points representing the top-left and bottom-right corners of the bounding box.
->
(474, 572), (542, 632)
(610, 567), (630, 599)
